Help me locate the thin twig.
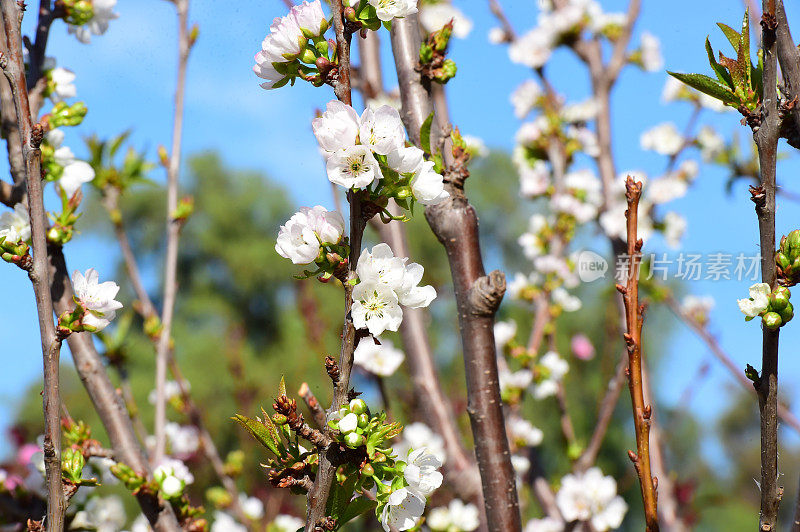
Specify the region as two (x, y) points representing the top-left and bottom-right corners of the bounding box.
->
(616, 176), (659, 532)
(154, 0), (191, 465)
(0, 2), (65, 528)
(304, 2), (363, 530)
(298, 383), (326, 429)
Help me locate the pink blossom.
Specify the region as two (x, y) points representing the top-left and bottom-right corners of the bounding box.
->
(17, 443), (41, 465)
(570, 334), (595, 360)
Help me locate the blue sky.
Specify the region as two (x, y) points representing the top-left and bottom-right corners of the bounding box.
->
(2, 0), (799, 463)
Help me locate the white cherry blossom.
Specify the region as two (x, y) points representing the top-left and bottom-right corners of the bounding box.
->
(507, 416), (544, 447)
(354, 336), (405, 376)
(511, 80), (543, 119)
(0, 203), (31, 243)
(368, 0), (418, 22)
(49, 67), (77, 102)
(313, 100), (361, 154)
(380, 487), (426, 531)
(428, 499), (480, 531)
(419, 3), (473, 38)
(326, 145), (382, 189)
(352, 281), (403, 335)
(639, 31), (663, 72)
(68, 0), (118, 44)
(403, 447), (443, 497)
(360, 105), (406, 155)
(556, 467), (627, 531)
(738, 282), (771, 318)
(271, 514), (304, 532)
(494, 320), (518, 351)
(524, 517), (565, 532)
(72, 268), (123, 332)
(509, 27), (554, 68)
(291, 0), (328, 37)
(388, 145), (448, 205)
(395, 422), (446, 464)
(640, 122), (683, 155)
(663, 211), (687, 248)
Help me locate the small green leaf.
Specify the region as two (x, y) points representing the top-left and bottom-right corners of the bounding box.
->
(339, 497), (378, 526)
(667, 71), (739, 105)
(737, 9), (751, 90)
(753, 48), (764, 100)
(420, 112), (435, 155)
(278, 376), (286, 398)
(705, 37), (733, 89)
(231, 414), (280, 456)
(717, 22), (741, 52)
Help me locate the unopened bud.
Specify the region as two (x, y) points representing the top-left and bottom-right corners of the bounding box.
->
(300, 47), (317, 65)
(361, 463), (375, 476)
(436, 59), (457, 83)
(343, 432), (364, 449)
(61, 447), (85, 483)
(763, 311), (782, 330)
(419, 42), (434, 64)
(777, 252), (791, 270)
(779, 301), (794, 324)
(338, 412), (358, 434)
(771, 289), (790, 311)
(272, 414), (288, 425)
(788, 229), (800, 251)
(343, 6), (357, 22)
(357, 413), (369, 428)
(158, 145), (169, 167)
(349, 398), (367, 414)
(189, 24), (200, 48)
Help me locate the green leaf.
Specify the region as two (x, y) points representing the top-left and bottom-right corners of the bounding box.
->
(231, 414), (280, 456)
(420, 112), (434, 155)
(737, 9), (751, 90)
(278, 376), (286, 397)
(753, 48), (764, 100)
(339, 497), (378, 526)
(717, 22), (741, 52)
(705, 37), (733, 89)
(667, 71), (739, 105)
(327, 473), (359, 519)
(108, 131), (132, 159)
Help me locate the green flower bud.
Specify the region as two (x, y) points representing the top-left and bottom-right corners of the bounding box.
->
(435, 59), (457, 83)
(349, 398), (367, 414)
(344, 432), (365, 449)
(778, 301), (794, 324)
(206, 486), (233, 508)
(419, 42), (434, 64)
(763, 311), (783, 330)
(272, 414), (288, 425)
(299, 47), (317, 65)
(777, 252), (791, 271)
(770, 290), (790, 311)
(792, 256), (800, 273)
(788, 229), (800, 251)
(358, 413), (369, 429)
(61, 447), (85, 483)
(361, 463), (375, 476)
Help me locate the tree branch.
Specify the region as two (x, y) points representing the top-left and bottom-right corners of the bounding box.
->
(154, 0), (191, 465)
(389, 15), (520, 531)
(753, 3), (782, 528)
(0, 2), (65, 528)
(616, 176), (659, 532)
(304, 2), (363, 530)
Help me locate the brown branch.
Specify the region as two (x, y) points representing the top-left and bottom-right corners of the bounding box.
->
(574, 351), (627, 472)
(616, 176), (659, 532)
(389, 15), (520, 531)
(299, 382), (327, 429)
(47, 246), (181, 530)
(753, 3), (782, 528)
(0, 2), (65, 528)
(304, 3), (362, 530)
(356, 29), (481, 503)
(793, 473), (800, 532)
(154, 0), (191, 465)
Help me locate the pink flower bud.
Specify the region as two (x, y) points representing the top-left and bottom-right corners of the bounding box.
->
(570, 334), (595, 360)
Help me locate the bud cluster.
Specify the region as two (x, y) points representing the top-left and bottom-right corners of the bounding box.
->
(418, 21), (457, 84)
(738, 282), (793, 330)
(777, 229), (800, 286)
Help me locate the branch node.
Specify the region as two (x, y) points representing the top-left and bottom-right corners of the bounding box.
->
(467, 270), (506, 316)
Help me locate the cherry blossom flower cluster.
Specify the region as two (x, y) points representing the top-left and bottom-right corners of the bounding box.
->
(351, 243), (436, 335)
(738, 283), (793, 330)
(312, 100), (448, 209)
(502, 0), (659, 72)
(153, 458), (195, 499)
(378, 445), (443, 531)
(254, 0), (417, 89)
(275, 204), (347, 276)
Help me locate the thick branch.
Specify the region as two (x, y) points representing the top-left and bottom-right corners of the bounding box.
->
(390, 15), (520, 531)
(754, 3), (782, 529)
(774, 0), (800, 139)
